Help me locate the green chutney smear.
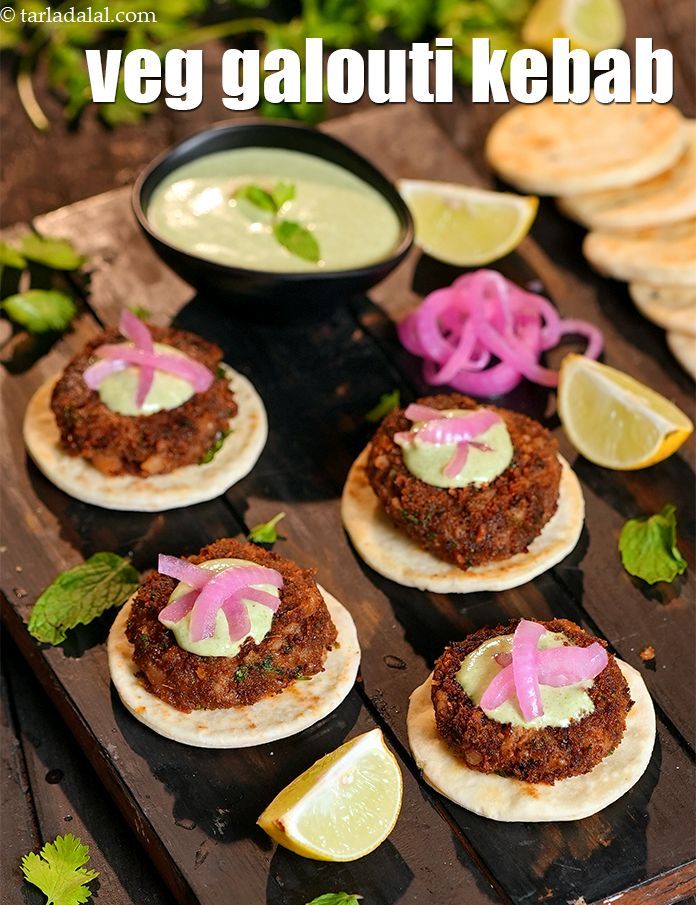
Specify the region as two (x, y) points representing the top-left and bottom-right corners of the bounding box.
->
(147, 148), (402, 273)
(402, 409), (513, 488)
(456, 632), (595, 729)
(97, 342), (196, 417)
(161, 558), (279, 657)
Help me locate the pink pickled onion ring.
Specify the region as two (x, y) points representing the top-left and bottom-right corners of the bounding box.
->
(512, 619), (545, 721)
(158, 555), (211, 589)
(404, 403), (443, 422)
(159, 589), (197, 625)
(83, 358), (127, 388)
(119, 309), (154, 408)
(443, 442), (469, 478)
(481, 634), (608, 716)
(95, 345), (213, 392)
(156, 556), (283, 643)
(397, 269), (603, 398)
(395, 408), (501, 480)
(189, 565), (283, 642)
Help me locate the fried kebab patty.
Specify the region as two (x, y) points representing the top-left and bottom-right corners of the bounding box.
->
(366, 394), (562, 569)
(51, 326), (236, 477)
(432, 619), (633, 784)
(126, 538), (338, 712)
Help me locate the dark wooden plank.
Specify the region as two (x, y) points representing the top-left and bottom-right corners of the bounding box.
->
(326, 106), (696, 748)
(23, 102), (696, 904)
(0, 301), (497, 902)
(3, 638), (170, 905)
(1, 651), (41, 904)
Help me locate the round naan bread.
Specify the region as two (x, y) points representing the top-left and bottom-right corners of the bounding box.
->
(407, 661), (655, 822)
(630, 283), (696, 336)
(108, 586), (360, 748)
(23, 365), (267, 511)
(486, 98), (686, 195)
(558, 121), (696, 231)
(584, 220), (696, 287)
(341, 447), (584, 593)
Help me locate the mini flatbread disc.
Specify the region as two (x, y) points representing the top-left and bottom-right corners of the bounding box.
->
(108, 587), (360, 748)
(407, 662), (655, 822)
(341, 447), (584, 593)
(23, 365), (267, 512)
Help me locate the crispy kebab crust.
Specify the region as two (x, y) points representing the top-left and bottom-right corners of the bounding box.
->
(125, 538), (338, 712)
(431, 619), (633, 784)
(366, 393), (562, 569)
(51, 326), (236, 476)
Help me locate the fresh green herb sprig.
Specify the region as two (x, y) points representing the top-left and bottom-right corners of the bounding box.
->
(619, 504), (688, 585)
(365, 389), (401, 422)
(21, 834), (99, 905)
(305, 894), (363, 905)
(247, 511), (286, 545)
(1, 233), (83, 334)
(28, 553), (140, 645)
(200, 428), (231, 464)
(234, 181), (320, 263)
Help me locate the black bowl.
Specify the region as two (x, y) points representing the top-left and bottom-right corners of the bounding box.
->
(133, 120), (414, 315)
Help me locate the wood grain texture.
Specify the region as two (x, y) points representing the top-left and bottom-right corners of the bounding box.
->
(3, 85), (695, 905)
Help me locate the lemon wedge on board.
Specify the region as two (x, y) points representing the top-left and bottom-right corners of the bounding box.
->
(557, 354), (692, 469)
(257, 728), (403, 861)
(399, 180), (538, 267)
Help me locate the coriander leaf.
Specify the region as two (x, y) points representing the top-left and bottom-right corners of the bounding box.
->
(619, 504), (688, 585)
(2, 290), (77, 334)
(273, 220), (320, 263)
(248, 512), (286, 545)
(271, 181), (295, 209)
(19, 234), (85, 270)
(235, 184), (278, 215)
(365, 389), (401, 422)
(200, 428), (230, 464)
(305, 894), (362, 905)
(0, 241), (27, 269)
(21, 833), (99, 905)
(128, 304), (151, 321)
(28, 553), (140, 645)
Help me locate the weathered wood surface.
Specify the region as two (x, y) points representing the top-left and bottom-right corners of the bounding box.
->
(2, 96), (696, 905)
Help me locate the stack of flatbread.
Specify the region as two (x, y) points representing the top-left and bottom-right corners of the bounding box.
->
(486, 99), (695, 379)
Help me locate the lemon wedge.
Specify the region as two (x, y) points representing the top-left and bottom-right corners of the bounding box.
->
(523, 0), (626, 55)
(398, 180), (538, 267)
(257, 728), (403, 861)
(558, 355), (693, 469)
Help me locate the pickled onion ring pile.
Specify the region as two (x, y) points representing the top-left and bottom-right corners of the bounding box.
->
(157, 555), (283, 643)
(83, 310), (214, 407)
(479, 619), (609, 720)
(398, 270), (603, 397)
(394, 403), (500, 479)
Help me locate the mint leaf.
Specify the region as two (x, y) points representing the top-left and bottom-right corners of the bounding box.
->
(365, 389), (401, 422)
(2, 290), (77, 334)
(21, 833), (99, 905)
(0, 241), (27, 269)
(305, 894), (362, 905)
(19, 234), (85, 270)
(273, 220), (320, 263)
(271, 181), (295, 209)
(248, 512), (286, 545)
(619, 504), (687, 585)
(235, 184), (278, 215)
(28, 553), (140, 645)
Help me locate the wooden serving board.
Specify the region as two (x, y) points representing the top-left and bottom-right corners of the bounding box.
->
(2, 105), (695, 905)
